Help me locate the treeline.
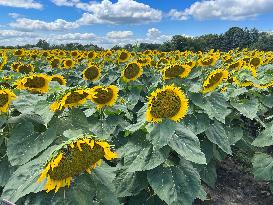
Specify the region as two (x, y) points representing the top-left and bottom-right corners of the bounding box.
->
(1, 27), (273, 51)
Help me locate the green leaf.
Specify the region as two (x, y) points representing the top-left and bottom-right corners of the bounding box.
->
(128, 190), (165, 205)
(0, 114), (7, 128)
(260, 94), (273, 108)
(226, 125), (244, 145)
(7, 122), (56, 166)
(183, 113), (210, 135)
(191, 92), (231, 123)
(230, 97), (259, 120)
(34, 100), (54, 125)
(147, 120), (177, 149)
(252, 153), (273, 181)
(63, 129), (84, 139)
(120, 134), (170, 172)
(205, 121), (232, 154)
(1, 147), (56, 203)
(252, 123), (273, 147)
(0, 156), (14, 187)
(114, 168), (148, 197)
(168, 125), (206, 164)
(196, 161), (217, 188)
(147, 163), (201, 205)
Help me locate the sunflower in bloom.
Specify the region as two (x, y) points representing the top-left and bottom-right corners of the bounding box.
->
(13, 49), (24, 56)
(89, 85), (119, 109)
(203, 69), (229, 93)
(15, 74), (51, 93)
(136, 57), (151, 67)
(198, 55), (218, 67)
(156, 58), (170, 70)
(87, 51), (97, 60)
(117, 50), (131, 63)
(146, 84), (189, 123)
(50, 88), (90, 112)
(121, 62), (143, 82)
(162, 64), (191, 80)
(0, 89), (16, 113)
(227, 60), (243, 70)
(37, 135), (118, 193)
(63, 58), (75, 69)
(17, 64), (35, 74)
(70, 50), (80, 58)
(50, 58), (61, 69)
(51, 74), (67, 86)
(82, 64), (101, 82)
(249, 56), (263, 68)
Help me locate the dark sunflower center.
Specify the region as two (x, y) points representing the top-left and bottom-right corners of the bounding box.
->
(250, 58), (260, 66)
(84, 66), (99, 80)
(150, 90), (181, 119)
(14, 50), (22, 55)
(48, 143), (105, 180)
(71, 52), (78, 57)
(51, 59), (60, 68)
(88, 52), (95, 58)
(12, 63), (20, 70)
(93, 88), (113, 104)
(204, 72), (223, 89)
(18, 65), (32, 74)
(65, 60), (73, 67)
(165, 65), (185, 78)
(51, 77), (64, 85)
(228, 62), (239, 69)
(24, 77), (46, 89)
(0, 93), (9, 107)
(124, 63), (140, 79)
(119, 52), (128, 60)
(65, 91), (89, 104)
(201, 57), (214, 66)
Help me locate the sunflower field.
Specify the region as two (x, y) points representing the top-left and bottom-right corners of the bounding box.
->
(0, 48), (273, 205)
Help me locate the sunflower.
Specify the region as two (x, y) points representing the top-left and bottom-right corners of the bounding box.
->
(17, 64), (34, 74)
(87, 51), (97, 59)
(70, 50), (80, 58)
(50, 89), (90, 112)
(227, 60), (243, 70)
(15, 74), (51, 93)
(51, 74), (67, 86)
(146, 84), (189, 123)
(249, 56), (262, 67)
(198, 55), (218, 66)
(117, 50), (131, 63)
(0, 89), (16, 113)
(203, 69), (229, 93)
(90, 85), (119, 109)
(121, 62), (143, 82)
(50, 58), (61, 69)
(37, 135), (117, 193)
(136, 57), (151, 66)
(63, 58), (75, 69)
(82, 65), (101, 82)
(13, 49), (24, 56)
(162, 64), (191, 80)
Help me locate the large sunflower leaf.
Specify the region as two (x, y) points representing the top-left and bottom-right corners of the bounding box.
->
(205, 121), (232, 154)
(230, 97), (259, 120)
(147, 163), (201, 205)
(252, 153), (273, 181)
(252, 123), (273, 147)
(7, 121), (56, 166)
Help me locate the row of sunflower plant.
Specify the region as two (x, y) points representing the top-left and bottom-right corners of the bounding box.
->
(0, 48), (272, 205)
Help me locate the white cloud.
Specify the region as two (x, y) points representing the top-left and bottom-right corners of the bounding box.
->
(52, 0), (162, 24)
(10, 18), (79, 31)
(169, 0), (273, 21)
(8, 13), (23, 19)
(0, 29), (38, 38)
(53, 32), (96, 40)
(146, 28), (161, 38)
(106, 31), (133, 39)
(0, 0), (43, 9)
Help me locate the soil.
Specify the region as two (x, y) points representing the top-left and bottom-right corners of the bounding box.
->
(195, 157), (273, 205)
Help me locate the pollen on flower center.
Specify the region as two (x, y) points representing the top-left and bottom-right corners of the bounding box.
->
(93, 88), (114, 104)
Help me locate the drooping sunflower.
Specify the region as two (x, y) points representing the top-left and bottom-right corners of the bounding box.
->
(89, 85), (119, 109)
(249, 56), (263, 68)
(198, 55), (218, 67)
(117, 50), (131, 63)
(121, 62), (143, 82)
(0, 89), (16, 113)
(82, 65), (101, 82)
(15, 74), (51, 93)
(162, 64), (191, 80)
(50, 74), (67, 86)
(203, 69), (229, 93)
(37, 135), (117, 193)
(17, 64), (35, 74)
(50, 88), (90, 112)
(227, 60), (243, 70)
(63, 58), (75, 69)
(146, 84), (189, 123)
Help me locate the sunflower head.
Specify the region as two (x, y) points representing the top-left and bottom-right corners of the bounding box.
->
(13, 49), (24, 56)
(17, 64), (34, 74)
(87, 51), (97, 59)
(249, 57), (262, 67)
(82, 65), (101, 82)
(90, 85), (119, 109)
(0, 89), (16, 113)
(203, 69), (229, 93)
(37, 135), (117, 193)
(118, 50), (131, 63)
(11, 62), (22, 71)
(51, 74), (67, 85)
(122, 62), (143, 82)
(146, 84), (189, 123)
(70, 50), (80, 58)
(50, 58), (61, 68)
(162, 64), (191, 80)
(50, 88), (90, 112)
(198, 55), (218, 66)
(63, 58), (75, 69)
(15, 74), (51, 93)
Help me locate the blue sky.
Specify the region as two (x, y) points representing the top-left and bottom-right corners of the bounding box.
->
(0, 0), (273, 48)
